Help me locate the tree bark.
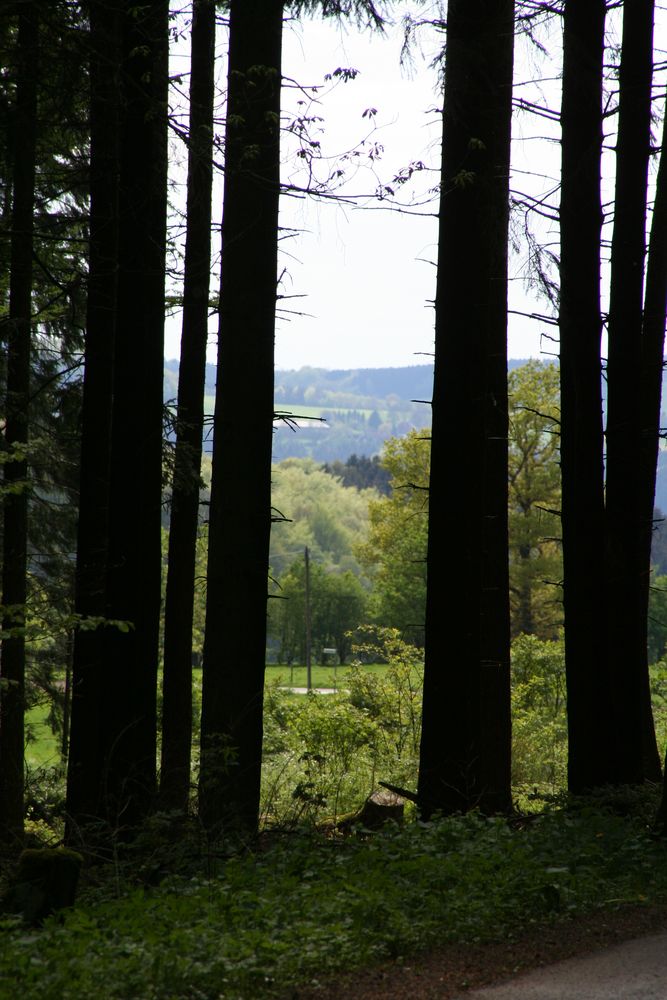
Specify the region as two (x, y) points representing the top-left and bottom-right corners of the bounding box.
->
(559, 0), (613, 793)
(199, 0), (283, 834)
(638, 95), (667, 779)
(417, 0), (514, 819)
(160, 0), (216, 813)
(66, 0), (120, 836)
(100, 0), (168, 830)
(604, 0), (659, 784)
(0, 2), (38, 845)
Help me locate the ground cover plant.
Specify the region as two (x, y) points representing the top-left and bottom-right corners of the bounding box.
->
(2, 802), (667, 1000)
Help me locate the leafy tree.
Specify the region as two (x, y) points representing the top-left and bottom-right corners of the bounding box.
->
(270, 458), (373, 578)
(356, 429), (429, 641)
(322, 454), (391, 494)
(359, 364), (560, 644)
(269, 558), (367, 665)
(508, 361), (561, 638)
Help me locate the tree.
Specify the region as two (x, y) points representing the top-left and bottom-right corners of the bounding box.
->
(323, 454), (391, 494)
(558, 0), (612, 793)
(508, 361), (561, 638)
(359, 364), (559, 644)
(269, 558), (367, 665)
(356, 429), (429, 640)
(198, 0), (389, 834)
(160, 0), (216, 813)
(0, 0), (38, 842)
(66, 0), (120, 834)
(270, 457), (373, 579)
(636, 95), (667, 778)
(94, 0), (169, 830)
(558, 0), (662, 791)
(604, 0), (659, 785)
(418, 0), (515, 818)
(199, 0), (284, 834)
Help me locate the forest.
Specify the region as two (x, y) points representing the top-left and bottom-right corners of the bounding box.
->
(3, 1), (667, 997)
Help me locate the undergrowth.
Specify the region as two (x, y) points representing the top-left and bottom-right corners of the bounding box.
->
(2, 801), (667, 1000)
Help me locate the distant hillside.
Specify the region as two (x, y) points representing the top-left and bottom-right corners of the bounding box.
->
(163, 360), (667, 492)
(163, 360), (549, 462)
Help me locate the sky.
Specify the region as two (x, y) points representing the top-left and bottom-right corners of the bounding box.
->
(165, 6), (665, 372)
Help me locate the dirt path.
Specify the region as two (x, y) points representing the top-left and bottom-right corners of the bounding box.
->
(289, 904), (667, 1000)
(461, 929), (667, 998)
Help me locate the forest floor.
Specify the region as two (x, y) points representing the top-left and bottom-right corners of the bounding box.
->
(290, 903), (667, 999)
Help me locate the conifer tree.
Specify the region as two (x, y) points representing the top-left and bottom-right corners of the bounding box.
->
(160, 0), (216, 813)
(417, 0), (515, 818)
(0, 1), (38, 842)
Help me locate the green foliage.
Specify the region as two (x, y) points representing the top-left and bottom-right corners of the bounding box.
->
(270, 458), (374, 578)
(511, 633), (568, 794)
(1, 806), (667, 999)
(262, 631), (423, 822)
(268, 556), (368, 664)
(358, 362), (563, 641)
(508, 361), (562, 638)
(356, 429), (429, 639)
(648, 573), (667, 664)
(322, 454), (391, 493)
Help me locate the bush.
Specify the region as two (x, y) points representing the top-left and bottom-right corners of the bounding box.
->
(261, 629), (423, 824)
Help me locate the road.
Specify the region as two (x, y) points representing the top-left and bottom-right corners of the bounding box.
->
(455, 930), (667, 1000)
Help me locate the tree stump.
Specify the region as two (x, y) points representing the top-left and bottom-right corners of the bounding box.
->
(338, 789), (404, 834)
(3, 847), (83, 925)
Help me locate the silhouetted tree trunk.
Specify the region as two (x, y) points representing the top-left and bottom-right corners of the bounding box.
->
(160, 0), (215, 813)
(199, 0), (283, 834)
(604, 0), (660, 784)
(66, 0), (120, 837)
(559, 0), (613, 793)
(0, 2), (38, 844)
(417, 0), (514, 819)
(100, 0), (168, 830)
(638, 99), (667, 776)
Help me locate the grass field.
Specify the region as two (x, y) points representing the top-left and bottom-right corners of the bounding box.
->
(25, 702), (61, 769)
(23, 663), (390, 768)
(266, 661), (388, 689)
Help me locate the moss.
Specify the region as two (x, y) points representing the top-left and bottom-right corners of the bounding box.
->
(3, 847), (83, 925)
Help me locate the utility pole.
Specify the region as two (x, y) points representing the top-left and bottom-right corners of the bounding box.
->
(304, 546), (312, 693)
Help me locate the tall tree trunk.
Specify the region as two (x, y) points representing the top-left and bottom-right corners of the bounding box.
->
(604, 0), (660, 784)
(559, 0), (613, 793)
(160, 0), (216, 813)
(100, 0), (168, 830)
(638, 97), (667, 776)
(417, 0), (515, 820)
(0, 2), (38, 845)
(199, 0), (283, 834)
(66, 0), (120, 836)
